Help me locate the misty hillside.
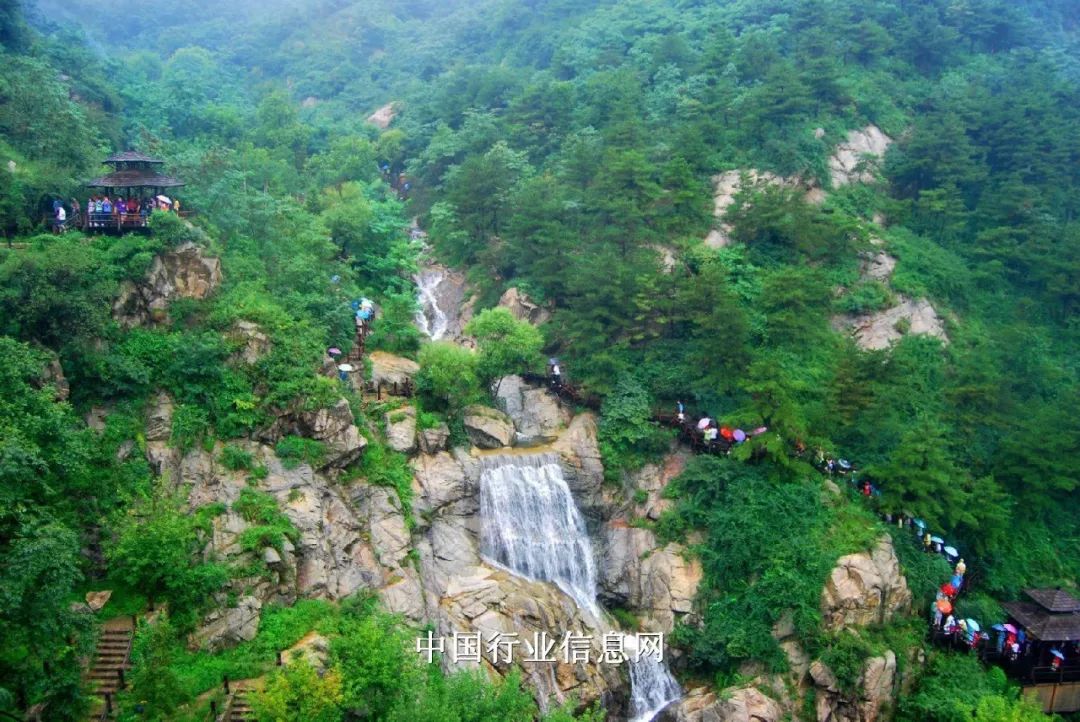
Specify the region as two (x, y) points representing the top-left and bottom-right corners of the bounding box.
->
(1, 0), (1078, 720)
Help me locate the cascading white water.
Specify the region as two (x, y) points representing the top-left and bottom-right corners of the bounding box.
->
(414, 267), (448, 340)
(478, 454), (681, 721)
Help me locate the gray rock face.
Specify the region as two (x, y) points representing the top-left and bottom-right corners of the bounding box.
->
(551, 413), (606, 517)
(836, 296), (948, 351)
(822, 535), (912, 631)
(494, 375), (570, 441)
(666, 685), (784, 722)
(265, 397), (367, 468)
(497, 287), (551, 326)
(37, 355), (69, 401)
(144, 391), (175, 442)
(113, 242), (222, 327)
(229, 320), (272, 364)
(191, 595), (262, 651)
(418, 423), (450, 454)
(385, 406), (417, 454)
(811, 652), (898, 722)
(599, 525), (701, 633)
(462, 405), (515, 449)
(828, 125), (893, 188)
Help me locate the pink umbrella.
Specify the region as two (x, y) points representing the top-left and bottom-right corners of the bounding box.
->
(327, 347), (342, 356)
(697, 418), (711, 430)
(733, 429), (746, 442)
(1002, 624), (1018, 634)
(751, 426), (768, 435)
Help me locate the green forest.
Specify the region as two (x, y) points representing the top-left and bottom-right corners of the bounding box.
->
(1, 0), (1078, 720)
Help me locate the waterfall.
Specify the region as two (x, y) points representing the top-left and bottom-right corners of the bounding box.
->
(414, 267), (448, 340)
(478, 454), (681, 720)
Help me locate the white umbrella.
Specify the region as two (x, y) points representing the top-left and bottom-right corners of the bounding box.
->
(944, 546), (959, 557)
(337, 363), (355, 372)
(696, 418), (711, 430)
(156, 194), (171, 204)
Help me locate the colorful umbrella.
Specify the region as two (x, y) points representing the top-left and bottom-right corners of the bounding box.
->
(337, 363), (355, 372)
(936, 599), (953, 614)
(951, 574), (964, 590)
(720, 426), (734, 440)
(913, 519), (927, 532)
(931, 536), (944, 544)
(697, 418), (711, 430)
(1003, 624), (1018, 634)
(941, 583), (957, 597)
(991, 624), (1006, 632)
(733, 429), (746, 442)
(1050, 649), (1065, 660)
(965, 619), (981, 633)
(751, 426), (768, 435)
(327, 347), (342, 356)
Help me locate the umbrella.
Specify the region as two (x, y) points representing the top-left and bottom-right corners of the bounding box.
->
(1050, 649), (1065, 660)
(327, 347), (342, 356)
(931, 536), (944, 544)
(751, 426), (768, 435)
(156, 194), (171, 204)
(941, 583), (957, 597)
(549, 357), (560, 365)
(838, 459), (852, 470)
(1003, 624), (1018, 634)
(733, 429), (746, 442)
(337, 363), (355, 372)
(965, 619), (981, 633)
(991, 624), (1006, 632)
(697, 418), (711, 430)
(951, 574), (964, 589)
(330, 274), (341, 284)
(936, 599), (953, 614)
(720, 426), (734, 440)
(913, 519), (927, 532)
(944, 546), (959, 557)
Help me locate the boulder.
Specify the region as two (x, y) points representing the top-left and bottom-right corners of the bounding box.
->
(497, 287), (551, 326)
(418, 422), (451, 454)
(229, 320), (271, 364)
(369, 351), (420, 389)
(191, 595), (262, 651)
(462, 405), (514, 449)
(494, 375), (570, 441)
(667, 685), (784, 722)
(113, 242), (222, 327)
(385, 406), (417, 454)
(821, 535), (912, 631)
(828, 125), (893, 188)
(145, 391), (175, 442)
(85, 590), (112, 612)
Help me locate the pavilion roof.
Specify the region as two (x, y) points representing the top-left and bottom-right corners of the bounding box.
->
(104, 151), (164, 164)
(1025, 588), (1080, 613)
(87, 169), (184, 189)
(1003, 601), (1080, 642)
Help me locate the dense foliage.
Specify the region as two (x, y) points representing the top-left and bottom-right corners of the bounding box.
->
(0, 0), (1077, 719)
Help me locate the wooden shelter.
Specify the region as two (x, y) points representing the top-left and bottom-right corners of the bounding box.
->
(999, 588), (1080, 713)
(84, 151), (185, 233)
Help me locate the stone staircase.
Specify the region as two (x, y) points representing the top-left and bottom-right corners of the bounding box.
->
(86, 619), (134, 719)
(220, 683), (255, 721)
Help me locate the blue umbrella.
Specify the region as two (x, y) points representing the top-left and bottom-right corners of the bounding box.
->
(991, 624), (1006, 631)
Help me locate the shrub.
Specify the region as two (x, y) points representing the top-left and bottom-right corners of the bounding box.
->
(232, 488), (298, 553)
(171, 403), (211, 453)
(275, 436), (326, 469)
(220, 444), (254, 471)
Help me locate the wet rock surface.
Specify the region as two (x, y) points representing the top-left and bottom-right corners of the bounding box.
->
(822, 535), (912, 631)
(113, 242), (222, 327)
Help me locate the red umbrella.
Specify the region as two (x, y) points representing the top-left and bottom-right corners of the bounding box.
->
(941, 582), (957, 597)
(936, 599), (953, 614)
(720, 426), (734, 440)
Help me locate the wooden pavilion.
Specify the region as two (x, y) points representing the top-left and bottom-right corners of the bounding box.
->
(84, 151), (184, 233)
(1000, 588), (1080, 713)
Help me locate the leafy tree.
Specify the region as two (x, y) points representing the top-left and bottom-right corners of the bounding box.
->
(415, 342), (482, 413)
(465, 307), (543, 385)
(251, 660), (343, 722)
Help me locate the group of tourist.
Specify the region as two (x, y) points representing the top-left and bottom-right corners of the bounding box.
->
(84, 194), (179, 228)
